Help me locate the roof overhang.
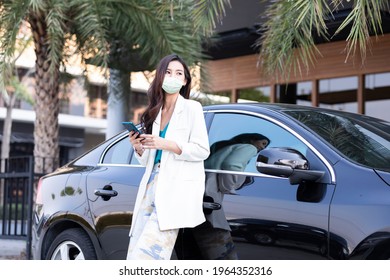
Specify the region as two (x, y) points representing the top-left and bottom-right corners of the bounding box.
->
(204, 3), (390, 60)
(0, 107), (107, 134)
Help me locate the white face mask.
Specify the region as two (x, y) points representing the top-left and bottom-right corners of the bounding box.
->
(162, 76), (184, 94)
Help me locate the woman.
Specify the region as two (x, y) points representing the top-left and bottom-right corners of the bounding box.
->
(126, 54), (210, 260)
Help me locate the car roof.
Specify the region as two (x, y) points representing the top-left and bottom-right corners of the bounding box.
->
(203, 102), (325, 114)
(203, 102), (390, 125)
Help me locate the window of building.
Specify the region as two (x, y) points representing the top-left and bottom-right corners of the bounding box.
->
(206, 91), (231, 104)
(318, 76), (358, 113)
(59, 92), (70, 114)
(88, 84), (107, 118)
(365, 72), (390, 121)
(296, 81), (312, 106)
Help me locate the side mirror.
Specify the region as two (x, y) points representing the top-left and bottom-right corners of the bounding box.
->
(256, 147), (324, 185)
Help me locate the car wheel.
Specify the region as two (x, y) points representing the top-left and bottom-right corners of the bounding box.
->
(46, 228), (97, 260)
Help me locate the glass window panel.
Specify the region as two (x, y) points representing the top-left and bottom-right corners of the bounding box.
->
(102, 137), (132, 164)
(207, 112), (307, 173)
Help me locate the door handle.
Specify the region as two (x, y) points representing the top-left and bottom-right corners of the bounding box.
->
(94, 185), (118, 201)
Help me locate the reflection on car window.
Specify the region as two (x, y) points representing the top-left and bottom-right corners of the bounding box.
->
(102, 136), (132, 164)
(206, 113), (307, 173)
(284, 110), (390, 172)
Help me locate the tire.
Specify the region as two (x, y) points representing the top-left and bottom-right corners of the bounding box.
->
(46, 228), (97, 260)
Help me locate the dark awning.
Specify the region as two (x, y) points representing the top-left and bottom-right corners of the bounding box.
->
(0, 132), (84, 148)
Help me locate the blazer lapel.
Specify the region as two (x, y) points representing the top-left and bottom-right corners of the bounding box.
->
(168, 95), (185, 130)
(159, 95), (185, 169)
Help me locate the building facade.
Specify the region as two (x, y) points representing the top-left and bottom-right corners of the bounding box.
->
(203, 0), (390, 121)
(0, 70), (149, 164)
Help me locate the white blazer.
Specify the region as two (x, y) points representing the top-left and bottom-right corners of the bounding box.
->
(130, 95), (210, 234)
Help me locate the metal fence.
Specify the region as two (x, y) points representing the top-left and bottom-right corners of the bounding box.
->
(0, 156), (51, 260)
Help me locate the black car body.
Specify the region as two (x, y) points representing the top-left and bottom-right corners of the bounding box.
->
(32, 103), (390, 260)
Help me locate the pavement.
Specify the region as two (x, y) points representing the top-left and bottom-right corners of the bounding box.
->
(0, 239), (27, 260)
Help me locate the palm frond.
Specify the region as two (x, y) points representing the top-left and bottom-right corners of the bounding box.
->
(257, 0), (330, 80)
(0, 0), (30, 91)
(333, 0), (389, 63)
(100, 0), (173, 67)
(104, 0), (213, 68)
(259, 0), (389, 78)
(29, 0), (49, 14)
(45, 0), (67, 81)
(10, 76), (34, 105)
(191, 0), (230, 35)
(70, 0), (111, 68)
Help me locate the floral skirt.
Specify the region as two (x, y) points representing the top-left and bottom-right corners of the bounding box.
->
(127, 164), (179, 260)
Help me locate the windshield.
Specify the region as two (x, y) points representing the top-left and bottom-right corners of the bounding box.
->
(284, 109), (390, 172)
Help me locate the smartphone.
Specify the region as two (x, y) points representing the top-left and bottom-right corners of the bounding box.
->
(121, 122), (143, 137)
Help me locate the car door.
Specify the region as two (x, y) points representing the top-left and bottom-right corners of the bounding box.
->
(204, 110), (335, 260)
(85, 111), (213, 260)
(85, 134), (145, 259)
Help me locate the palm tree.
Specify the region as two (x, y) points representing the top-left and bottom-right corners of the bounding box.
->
(257, 0), (390, 79)
(0, 0), (230, 173)
(104, 1), (230, 138)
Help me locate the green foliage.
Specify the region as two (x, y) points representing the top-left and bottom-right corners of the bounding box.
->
(0, 0), (230, 88)
(9, 76), (34, 105)
(0, 0), (230, 165)
(239, 88), (269, 102)
(258, 0), (390, 80)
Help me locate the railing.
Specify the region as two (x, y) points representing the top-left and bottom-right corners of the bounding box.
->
(0, 156), (61, 260)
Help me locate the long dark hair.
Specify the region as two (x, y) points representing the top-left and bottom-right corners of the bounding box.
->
(140, 54), (192, 133)
(210, 133), (271, 154)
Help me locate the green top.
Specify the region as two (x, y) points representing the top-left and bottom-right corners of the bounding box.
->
(154, 122), (169, 164)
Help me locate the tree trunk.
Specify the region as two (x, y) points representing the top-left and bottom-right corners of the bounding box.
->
(29, 14), (61, 174)
(1, 93), (15, 160)
(0, 92), (15, 207)
(106, 68), (130, 139)
(0, 93), (16, 203)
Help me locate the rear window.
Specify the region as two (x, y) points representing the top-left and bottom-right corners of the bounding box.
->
(284, 110), (390, 172)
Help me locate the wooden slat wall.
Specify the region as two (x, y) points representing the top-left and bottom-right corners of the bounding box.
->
(206, 34), (390, 92)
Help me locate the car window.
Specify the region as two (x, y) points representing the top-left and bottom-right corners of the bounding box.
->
(130, 152), (141, 165)
(206, 112), (307, 173)
(284, 109), (390, 172)
(102, 136), (133, 164)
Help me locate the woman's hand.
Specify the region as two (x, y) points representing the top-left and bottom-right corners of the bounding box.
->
(141, 134), (166, 150)
(129, 131), (144, 155)
(141, 134), (182, 155)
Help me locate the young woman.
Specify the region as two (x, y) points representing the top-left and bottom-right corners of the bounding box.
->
(126, 54), (210, 260)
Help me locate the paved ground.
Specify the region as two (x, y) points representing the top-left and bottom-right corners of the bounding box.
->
(0, 239), (27, 260)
